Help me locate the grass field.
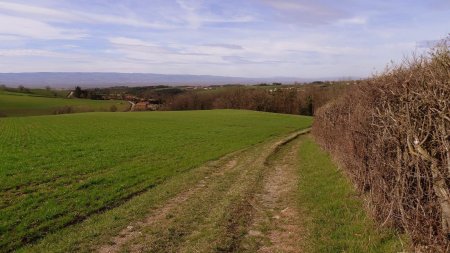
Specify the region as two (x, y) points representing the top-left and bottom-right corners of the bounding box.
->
(297, 136), (404, 252)
(0, 90), (128, 117)
(0, 110), (312, 252)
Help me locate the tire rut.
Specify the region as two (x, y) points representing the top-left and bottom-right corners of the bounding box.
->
(97, 129), (309, 253)
(98, 155), (240, 253)
(242, 136), (306, 253)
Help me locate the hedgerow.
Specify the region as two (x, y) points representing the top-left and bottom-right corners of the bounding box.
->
(313, 37), (450, 252)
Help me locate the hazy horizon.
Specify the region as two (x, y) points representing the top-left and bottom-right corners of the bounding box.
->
(0, 72), (334, 88)
(0, 71), (356, 80)
(0, 0), (449, 78)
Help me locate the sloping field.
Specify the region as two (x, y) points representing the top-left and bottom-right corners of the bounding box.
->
(0, 110), (312, 252)
(0, 91), (128, 117)
(14, 130), (403, 253)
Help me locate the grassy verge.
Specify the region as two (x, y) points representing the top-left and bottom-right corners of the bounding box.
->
(297, 135), (405, 252)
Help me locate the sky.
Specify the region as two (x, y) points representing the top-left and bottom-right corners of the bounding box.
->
(0, 0), (448, 78)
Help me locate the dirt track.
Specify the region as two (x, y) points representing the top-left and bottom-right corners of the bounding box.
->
(98, 129), (309, 253)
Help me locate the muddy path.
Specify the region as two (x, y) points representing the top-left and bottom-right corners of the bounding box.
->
(98, 129), (309, 253)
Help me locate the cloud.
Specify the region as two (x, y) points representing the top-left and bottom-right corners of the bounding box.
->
(337, 16), (368, 25)
(260, 0), (348, 25)
(0, 49), (55, 57)
(107, 36), (248, 65)
(222, 55), (282, 64)
(108, 36), (192, 62)
(0, 1), (173, 29)
(79, 13), (172, 29)
(0, 0), (448, 78)
(0, 14), (86, 40)
(109, 37), (157, 48)
(0, 34), (22, 41)
(203, 43), (243, 50)
(262, 0), (320, 12)
(176, 0), (256, 29)
(0, 49), (79, 58)
(222, 55), (252, 63)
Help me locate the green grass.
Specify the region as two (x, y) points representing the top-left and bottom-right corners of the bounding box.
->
(0, 90), (128, 117)
(298, 136), (405, 252)
(0, 109), (312, 252)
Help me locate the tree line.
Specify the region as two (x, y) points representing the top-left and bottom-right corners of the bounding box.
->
(163, 83), (349, 116)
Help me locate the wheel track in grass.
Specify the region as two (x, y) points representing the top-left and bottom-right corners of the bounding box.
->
(97, 128), (309, 253)
(241, 134), (305, 252)
(97, 151), (243, 253)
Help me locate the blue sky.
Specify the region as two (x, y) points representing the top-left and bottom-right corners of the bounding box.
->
(0, 0), (448, 78)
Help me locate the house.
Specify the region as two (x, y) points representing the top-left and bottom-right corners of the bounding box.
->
(134, 102), (149, 111)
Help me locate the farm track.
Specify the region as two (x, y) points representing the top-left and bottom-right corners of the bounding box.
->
(98, 129), (309, 253)
(241, 135), (305, 253)
(128, 101), (135, 111)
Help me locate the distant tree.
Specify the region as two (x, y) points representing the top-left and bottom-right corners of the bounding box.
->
(306, 95), (314, 116)
(272, 82), (282, 86)
(17, 85), (30, 93)
(74, 86), (82, 98)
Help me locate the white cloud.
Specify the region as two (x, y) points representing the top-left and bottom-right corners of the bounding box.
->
(108, 36), (228, 64)
(203, 43), (243, 50)
(260, 0), (347, 24)
(0, 1), (72, 20)
(0, 49), (59, 57)
(0, 0), (447, 78)
(0, 1), (173, 29)
(109, 37), (157, 47)
(337, 16), (368, 25)
(262, 0), (317, 12)
(176, 0), (255, 29)
(0, 14), (86, 39)
(79, 13), (173, 29)
(0, 34), (22, 41)
(0, 49), (86, 59)
(108, 37), (174, 58)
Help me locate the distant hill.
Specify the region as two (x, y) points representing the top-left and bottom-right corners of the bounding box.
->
(0, 72), (313, 88)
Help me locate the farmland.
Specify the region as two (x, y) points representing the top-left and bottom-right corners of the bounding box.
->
(0, 90), (128, 117)
(0, 110), (311, 251)
(0, 0), (446, 251)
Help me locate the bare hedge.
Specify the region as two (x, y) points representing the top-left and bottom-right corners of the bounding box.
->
(312, 38), (450, 252)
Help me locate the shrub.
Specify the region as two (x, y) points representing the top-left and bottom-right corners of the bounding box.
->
(313, 38), (450, 252)
(53, 106), (74, 115)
